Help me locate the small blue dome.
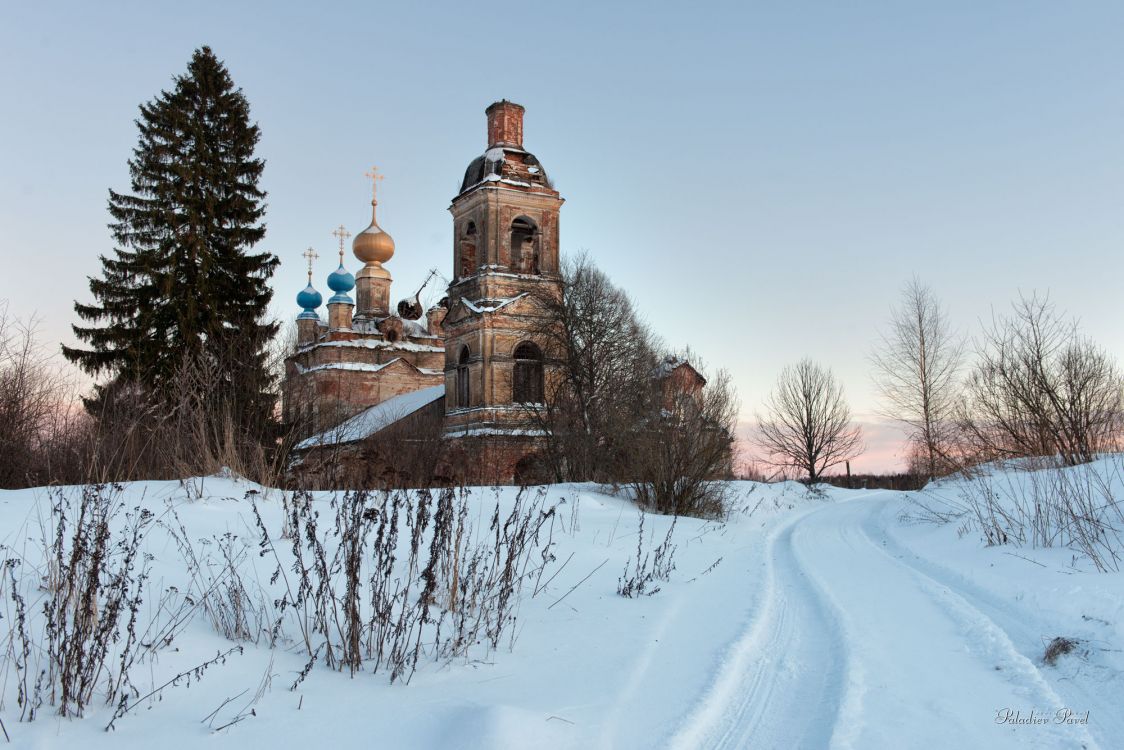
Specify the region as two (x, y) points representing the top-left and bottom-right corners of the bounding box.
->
(327, 264), (355, 293)
(297, 283), (323, 311)
(328, 292), (355, 306)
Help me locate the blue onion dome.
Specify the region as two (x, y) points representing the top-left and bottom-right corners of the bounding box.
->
(296, 283), (322, 317)
(327, 263), (355, 293)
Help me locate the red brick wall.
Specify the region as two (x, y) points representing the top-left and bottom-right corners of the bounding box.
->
(311, 365), (441, 423)
(440, 434), (548, 485)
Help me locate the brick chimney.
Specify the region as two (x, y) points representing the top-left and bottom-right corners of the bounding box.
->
(486, 100), (525, 149)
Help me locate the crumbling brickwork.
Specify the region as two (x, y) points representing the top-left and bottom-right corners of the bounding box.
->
(443, 101), (565, 480)
(285, 101), (565, 485)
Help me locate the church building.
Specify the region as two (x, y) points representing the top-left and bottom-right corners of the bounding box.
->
(285, 101), (562, 485)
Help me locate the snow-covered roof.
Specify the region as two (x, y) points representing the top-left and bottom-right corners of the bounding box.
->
(653, 356), (687, 378)
(299, 338), (444, 354)
(652, 356), (704, 383)
(293, 357), (444, 378)
(462, 293), (528, 314)
(295, 385), (445, 450)
(350, 316), (432, 338)
(296, 359), (396, 375)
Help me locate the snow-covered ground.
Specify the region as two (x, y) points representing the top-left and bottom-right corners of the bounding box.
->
(0, 462), (1120, 749)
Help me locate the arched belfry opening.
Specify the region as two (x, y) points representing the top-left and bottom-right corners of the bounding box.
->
(459, 221), (477, 278)
(512, 341), (544, 404)
(456, 346), (471, 408)
(510, 217), (539, 275)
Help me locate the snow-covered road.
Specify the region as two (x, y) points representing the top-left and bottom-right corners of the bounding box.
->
(3, 475), (1118, 749)
(670, 493), (1100, 750)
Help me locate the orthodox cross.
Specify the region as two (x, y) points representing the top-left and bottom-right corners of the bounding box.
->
(302, 247), (319, 283)
(331, 224), (351, 263)
(365, 165), (384, 204)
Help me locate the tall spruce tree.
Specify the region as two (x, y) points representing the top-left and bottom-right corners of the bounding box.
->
(64, 46), (278, 428)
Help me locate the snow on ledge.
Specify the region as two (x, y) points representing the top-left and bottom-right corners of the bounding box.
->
(300, 338), (444, 354)
(296, 359), (401, 375)
(444, 426), (548, 438)
(463, 293), (529, 314)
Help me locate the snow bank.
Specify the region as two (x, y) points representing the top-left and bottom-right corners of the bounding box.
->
(0, 464), (1118, 748)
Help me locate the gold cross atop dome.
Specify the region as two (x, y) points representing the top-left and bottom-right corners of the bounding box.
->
(302, 247), (319, 282)
(353, 164), (394, 266)
(364, 166), (384, 204)
(331, 224), (352, 262)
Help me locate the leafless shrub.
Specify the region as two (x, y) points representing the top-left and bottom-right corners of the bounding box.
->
(16, 318), (299, 488)
(0, 303), (83, 489)
(161, 509), (272, 644)
(620, 362), (738, 518)
(959, 294), (1122, 468)
(757, 358), (864, 483)
(42, 485), (153, 716)
(617, 512), (678, 597)
(105, 646), (243, 731)
(900, 491), (969, 525)
(251, 485), (558, 684)
(0, 485), (211, 727)
(955, 455), (1124, 571)
(1043, 636), (1080, 666)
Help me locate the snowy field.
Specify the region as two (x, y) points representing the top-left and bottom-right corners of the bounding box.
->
(0, 461), (1121, 749)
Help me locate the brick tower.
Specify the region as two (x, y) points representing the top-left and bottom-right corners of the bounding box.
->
(442, 101), (564, 483)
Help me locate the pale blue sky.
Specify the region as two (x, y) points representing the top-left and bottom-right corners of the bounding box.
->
(2, 2), (1122, 470)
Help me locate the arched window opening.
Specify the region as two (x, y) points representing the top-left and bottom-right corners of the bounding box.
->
(514, 452), (549, 485)
(456, 346), (471, 408)
(512, 341), (544, 404)
(459, 222), (477, 278)
(510, 217), (539, 275)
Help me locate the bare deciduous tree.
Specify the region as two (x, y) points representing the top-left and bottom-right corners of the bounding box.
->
(527, 257), (736, 515)
(529, 253), (659, 482)
(621, 361), (738, 517)
(960, 293), (1121, 466)
(870, 279), (964, 479)
(757, 358), (863, 483)
(0, 304), (82, 488)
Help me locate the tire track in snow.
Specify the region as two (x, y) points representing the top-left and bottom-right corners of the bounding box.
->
(860, 498), (1122, 749)
(670, 493), (1100, 749)
(791, 497), (1099, 750)
(666, 501), (853, 750)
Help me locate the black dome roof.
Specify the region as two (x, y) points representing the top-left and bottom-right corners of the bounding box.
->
(459, 148), (551, 194)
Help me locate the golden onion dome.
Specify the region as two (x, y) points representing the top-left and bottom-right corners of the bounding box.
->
(352, 201), (395, 265)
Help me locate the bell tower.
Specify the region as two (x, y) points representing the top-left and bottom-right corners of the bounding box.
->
(442, 101), (564, 482)
(449, 101), (562, 290)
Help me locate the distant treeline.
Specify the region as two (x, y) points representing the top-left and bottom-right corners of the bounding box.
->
(819, 473), (926, 492)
